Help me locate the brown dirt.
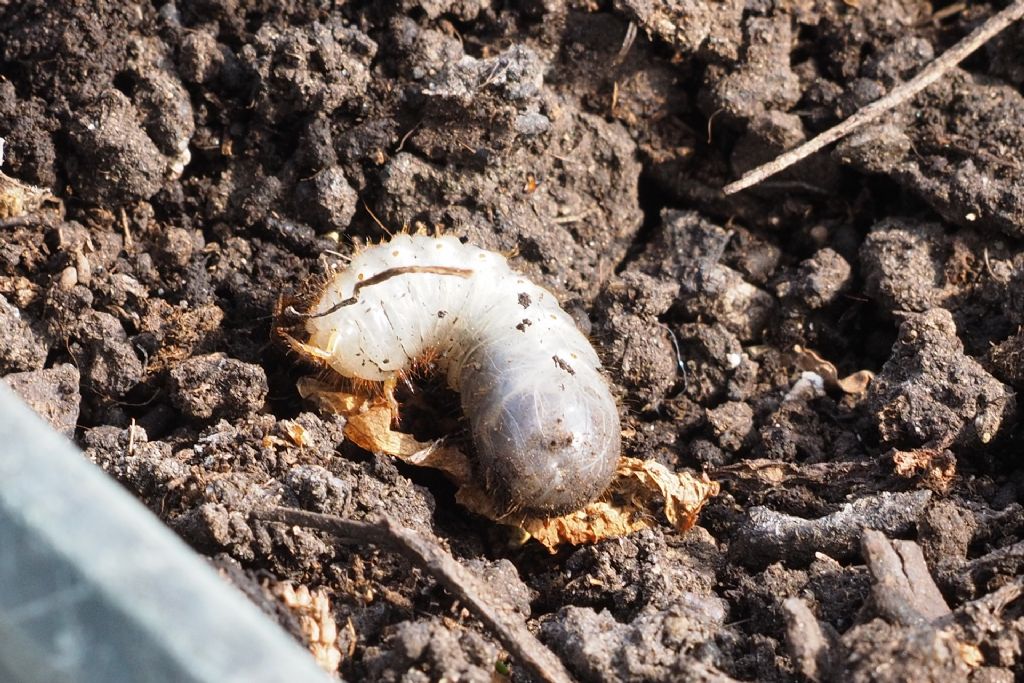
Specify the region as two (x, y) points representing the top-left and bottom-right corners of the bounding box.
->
(2, 1), (1023, 681)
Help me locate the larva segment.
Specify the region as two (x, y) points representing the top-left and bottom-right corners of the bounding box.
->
(286, 234), (622, 517)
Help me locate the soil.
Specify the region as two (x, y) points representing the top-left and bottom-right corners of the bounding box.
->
(2, 1), (1024, 681)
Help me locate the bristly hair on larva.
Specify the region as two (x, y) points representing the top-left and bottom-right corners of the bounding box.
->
(276, 233), (621, 518)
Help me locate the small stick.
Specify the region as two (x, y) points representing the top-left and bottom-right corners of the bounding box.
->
(723, 0), (1024, 195)
(934, 574), (1023, 629)
(252, 506), (575, 683)
(0, 215), (36, 229)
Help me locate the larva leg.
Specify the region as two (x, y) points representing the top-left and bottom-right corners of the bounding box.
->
(280, 332), (335, 365)
(382, 375), (400, 421)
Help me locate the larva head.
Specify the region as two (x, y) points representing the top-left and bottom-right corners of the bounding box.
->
(468, 374), (621, 517)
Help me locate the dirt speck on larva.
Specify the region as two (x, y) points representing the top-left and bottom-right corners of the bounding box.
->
(2, 1), (1024, 681)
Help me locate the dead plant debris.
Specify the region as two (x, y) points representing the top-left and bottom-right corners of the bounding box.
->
(297, 380), (719, 552)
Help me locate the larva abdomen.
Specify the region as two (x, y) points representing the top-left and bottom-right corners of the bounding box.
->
(303, 234), (621, 516)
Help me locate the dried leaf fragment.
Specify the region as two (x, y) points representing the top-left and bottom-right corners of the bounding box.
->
(614, 457), (720, 531)
(793, 345), (873, 394)
(957, 641), (984, 668)
(458, 456), (720, 552)
(343, 401), (420, 456)
(891, 447), (956, 491)
(269, 582), (342, 674)
(297, 378), (474, 480)
(283, 421), (310, 448)
(517, 460), (719, 552)
(298, 379), (720, 551)
(297, 376), (369, 415)
(521, 501), (648, 549)
(0, 171), (57, 219)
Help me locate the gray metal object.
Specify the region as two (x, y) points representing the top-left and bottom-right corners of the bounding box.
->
(0, 383), (332, 683)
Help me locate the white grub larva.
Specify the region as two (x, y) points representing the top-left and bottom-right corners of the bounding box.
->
(284, 233), (621, 517)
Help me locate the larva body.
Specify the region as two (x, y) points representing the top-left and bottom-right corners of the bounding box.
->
(303, 234), (621, 516)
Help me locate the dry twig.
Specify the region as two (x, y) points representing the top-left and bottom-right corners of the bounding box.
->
(861, 530), (950, 627)
(782, 597), (840, 682)
(723, 0), (1024, 195)
(251, 506), (575, 683)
